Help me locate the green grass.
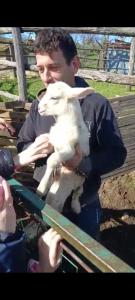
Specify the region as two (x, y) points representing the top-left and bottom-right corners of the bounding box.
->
(86, 80), (135, 99)
(79, 50), (98, 69)
(0, 77), (44, 102)
(0, 77), (135, 102)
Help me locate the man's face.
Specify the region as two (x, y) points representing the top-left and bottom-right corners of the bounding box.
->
(36, 49), (80, 87)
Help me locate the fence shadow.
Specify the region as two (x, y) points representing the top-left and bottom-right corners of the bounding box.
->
(100, 208), (135, 269)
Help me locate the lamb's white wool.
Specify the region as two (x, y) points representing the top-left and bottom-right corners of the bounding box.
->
(37, 81), (94, 213)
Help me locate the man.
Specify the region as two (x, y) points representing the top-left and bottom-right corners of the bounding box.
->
(17, 28), (127, 240)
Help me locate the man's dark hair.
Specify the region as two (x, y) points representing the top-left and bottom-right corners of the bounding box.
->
(34, 28), (77, 65)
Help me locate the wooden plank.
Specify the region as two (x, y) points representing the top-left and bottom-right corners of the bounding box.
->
(118, 103), (135, 110)
(0, 91), (19, 100)
(102, 165), (135, 179)
(111, 94), (135, 103)
(128, 37), (135, 79)
(102, 160), (135, 178)
(118, 112), (135, 120)
(123, 141), (135, 148)
(118, 117), (135, 127)
(120, 125), (135, 134)
(0, 100), (25, 110)
(104, 92), (135, 177)
(123, 149), (135, 156)
(1, 27), (135, 37)
(12, 27), (27, 101)
(0, 59), (38, 72)
(77, 69), (135, 85)
(9, 44), (17, 78)
(2, 57), (135, 86)
(0, 111), (27, 120)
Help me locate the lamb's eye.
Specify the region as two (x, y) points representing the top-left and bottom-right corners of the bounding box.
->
(51, 96), (59, 100)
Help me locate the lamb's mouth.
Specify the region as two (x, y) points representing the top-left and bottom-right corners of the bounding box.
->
(38, 109), (46, 115)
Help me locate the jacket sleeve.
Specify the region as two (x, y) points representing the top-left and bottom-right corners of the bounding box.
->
(0, 149), (15, 179)
(77, 94), (127, 178)
(0, 230), (27, 272)
(17, 100), (38, 153)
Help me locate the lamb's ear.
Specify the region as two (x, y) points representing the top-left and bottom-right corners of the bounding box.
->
(68, 87), (94, 100)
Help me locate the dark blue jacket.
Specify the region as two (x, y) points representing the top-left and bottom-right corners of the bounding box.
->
(0, 230), (27, 272)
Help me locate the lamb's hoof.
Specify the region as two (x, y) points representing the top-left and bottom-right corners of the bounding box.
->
(36, 187), (45, 197)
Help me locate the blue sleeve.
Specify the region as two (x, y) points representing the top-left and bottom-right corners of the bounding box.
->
(17, 100), (38, 153)
(0, 230), (27, 272)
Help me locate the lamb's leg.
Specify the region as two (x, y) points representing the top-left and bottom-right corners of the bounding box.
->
(46, 172), (73, 212)
(37, 145), (75, 196)
(37, 153), (59, 196)
(71, 185), (84, 214)
(45, 182), (66, 212)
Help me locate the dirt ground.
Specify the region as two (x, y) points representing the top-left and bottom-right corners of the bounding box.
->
(99, 171), (135, 269)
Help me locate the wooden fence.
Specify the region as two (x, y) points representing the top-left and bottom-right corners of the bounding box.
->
(0, 27), (135, 101)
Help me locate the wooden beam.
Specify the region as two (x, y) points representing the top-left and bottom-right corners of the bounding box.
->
(0, 90), (19, 100)
(1, 58), (135, 86)
(9, 44), (17, 78)
(0, 59), (38, 71)
(22, 27), (135, 37)
(0, 37), (13, 44)
(1, 27), (135, 37)
(0, 60), (16, 67)
(77, 69), (135, 85)
(128, 37), (135, 76)
(0, 27), (12, 34)
(12, 27), (27, 101)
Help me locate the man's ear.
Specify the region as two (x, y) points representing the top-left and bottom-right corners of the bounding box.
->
(68, 87), (94, 100)
(71, 56), (80, 74)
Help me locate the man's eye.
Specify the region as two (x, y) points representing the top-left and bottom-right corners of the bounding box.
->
(50, 66), (59, 71)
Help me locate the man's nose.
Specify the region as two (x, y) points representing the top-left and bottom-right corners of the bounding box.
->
(43, 69), (52, 84)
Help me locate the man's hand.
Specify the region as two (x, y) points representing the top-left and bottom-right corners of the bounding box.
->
(14, 133), (54, 167)
(63, 144), (83, 170)
(0, 176), (16, 234)
(34, 133), (54, 156)
(38, 228), (63, 272)
(0, 118), (15, 136)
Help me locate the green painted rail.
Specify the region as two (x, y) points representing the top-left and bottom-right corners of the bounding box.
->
(8, 178), (135, 273)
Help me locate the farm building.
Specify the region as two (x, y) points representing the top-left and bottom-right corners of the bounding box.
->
(105, 39), (135, 75)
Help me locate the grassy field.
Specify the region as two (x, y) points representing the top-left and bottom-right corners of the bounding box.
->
(87, 80), (135, 99)
(0, 76), (135, 101)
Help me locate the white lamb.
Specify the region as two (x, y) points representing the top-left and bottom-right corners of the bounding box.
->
(37, 81), (94, 213)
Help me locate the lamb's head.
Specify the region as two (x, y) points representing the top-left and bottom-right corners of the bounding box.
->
(38, 81), (94, 116)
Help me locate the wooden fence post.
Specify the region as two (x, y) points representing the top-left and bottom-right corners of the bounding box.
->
(12, 27), (27, 101)
(128, 37), (135, 91)
(9, 43), (17, 78)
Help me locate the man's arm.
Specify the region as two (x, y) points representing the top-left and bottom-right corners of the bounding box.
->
(64, 94), (127, 178)
(77, 95), (127, 178)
